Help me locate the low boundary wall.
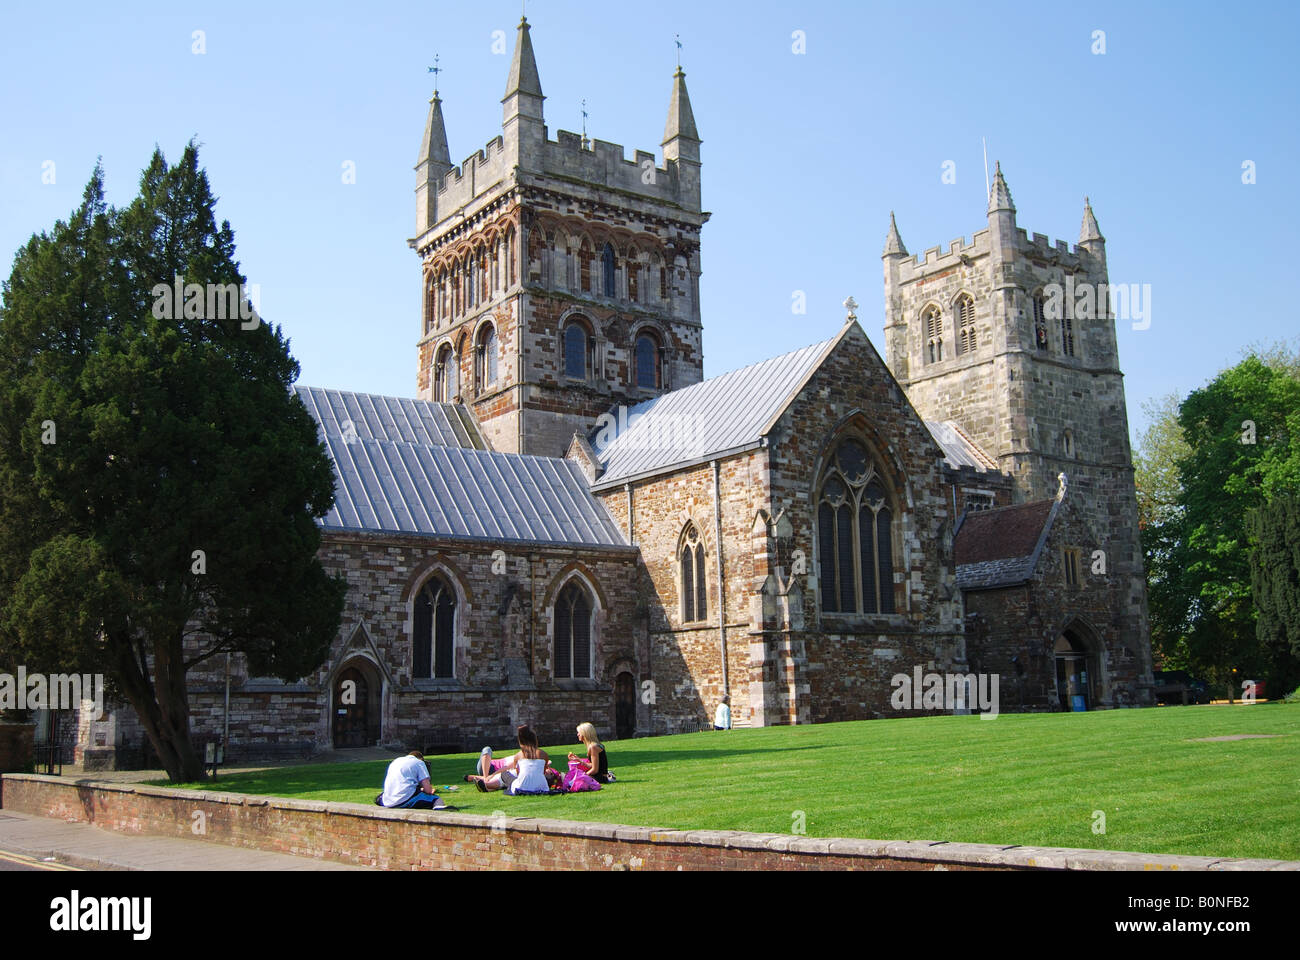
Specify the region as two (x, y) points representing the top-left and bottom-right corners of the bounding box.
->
(2, 775), (1293, 871)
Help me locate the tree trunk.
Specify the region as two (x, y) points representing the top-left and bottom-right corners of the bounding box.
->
(112, 634), (207, 783)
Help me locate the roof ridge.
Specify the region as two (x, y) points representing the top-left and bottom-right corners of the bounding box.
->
(659, 335), (838, 399)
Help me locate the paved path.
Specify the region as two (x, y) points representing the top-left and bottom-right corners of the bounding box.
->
(0, 812), (370, 871)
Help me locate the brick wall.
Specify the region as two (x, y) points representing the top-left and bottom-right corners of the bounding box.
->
(9, 774), (1280, 871)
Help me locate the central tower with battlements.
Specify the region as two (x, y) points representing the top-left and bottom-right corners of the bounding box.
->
(411, 17), (709, 456)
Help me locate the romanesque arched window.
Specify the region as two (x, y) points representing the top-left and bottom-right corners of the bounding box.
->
(1033, 292), (1049, 352)
(424, 276), (435, 334)
(466, 257), (476, 309)
(564, 319), (590, 380)
(579, 238), (594, 293)
(817, 439), (896, 615)
(505, 227), (517, 288)
(922, 305), (943, 363)
(413, 575), (456, 679)
(627, 256), (640, 303)
(634, 332), (660, 388)
(680, 524), (707, 623)
(602, 243), (616, 297)
(476, 323), (498, 390)
(434, 344), (456, 402)
(955, 294), (976, 355)
(554, 580), (593, 679)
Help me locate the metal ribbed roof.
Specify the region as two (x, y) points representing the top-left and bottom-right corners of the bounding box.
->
(295, 385), (484, 449)
(297, 386), (627, 548)
(925, 421), (998, 472)
(592, 337), (836, 488)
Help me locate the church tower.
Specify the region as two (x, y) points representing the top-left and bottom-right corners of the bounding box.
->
(882, 164), (1150, 665)
(411, 17), (709, 456)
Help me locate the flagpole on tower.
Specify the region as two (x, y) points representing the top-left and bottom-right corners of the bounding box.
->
(982, 137), (990, 200)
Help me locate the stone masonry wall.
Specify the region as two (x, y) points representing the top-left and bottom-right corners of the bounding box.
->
(763, 325), (967, 724)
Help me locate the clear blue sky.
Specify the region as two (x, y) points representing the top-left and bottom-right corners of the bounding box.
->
(2, 1), (1297, 442)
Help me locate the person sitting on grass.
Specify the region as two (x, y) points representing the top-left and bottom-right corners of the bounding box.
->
(378, 751), (446, 810)
(466, 745), (514, 783)
(472, 725), (553, 795)
(568, 722), (614, 784)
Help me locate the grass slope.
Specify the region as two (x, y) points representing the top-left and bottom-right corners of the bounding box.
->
(172, 704), (1300, 860)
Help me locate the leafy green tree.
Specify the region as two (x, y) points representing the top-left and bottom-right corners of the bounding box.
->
(0, 147), (345, 781)
(1166, 353), (1300, 696)
(1134, 393), (1192, 668)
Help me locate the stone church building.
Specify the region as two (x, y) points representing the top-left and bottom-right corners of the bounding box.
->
(55, 19), (1154, 767)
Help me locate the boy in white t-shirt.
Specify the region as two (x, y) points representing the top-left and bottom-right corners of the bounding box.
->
(379, 751), (446, 809)
(714, 696), (731, 730)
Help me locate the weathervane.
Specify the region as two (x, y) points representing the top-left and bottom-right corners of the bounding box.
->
(428, 54), (441, 94)
(675, 34), (683, 69)
(581, 99), (589, 147)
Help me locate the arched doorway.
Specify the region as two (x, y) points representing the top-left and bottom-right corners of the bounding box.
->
(1054, 629), (1095, 712)
(614, 672), (636, 740)
(333, 659), (382, 748)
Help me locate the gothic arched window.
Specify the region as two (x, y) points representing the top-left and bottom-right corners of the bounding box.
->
(476, 323), (498, 390)
(922, 305), (943, 363)
(634, 332), (660, 389)
(955, 294), (976, 355)
(1033, 292), (1049, 352)
(554, 580), (593, 679)
(1060, 313), (1075, 357)
(413, 575), (456, 679)
(817, 439), (896, 615)
(564, 320), (590, 380)
(680, 524), (707, 623)
(602, 243), (617, 297)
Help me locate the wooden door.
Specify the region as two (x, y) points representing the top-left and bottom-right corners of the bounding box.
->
(615, 672), (636, 740)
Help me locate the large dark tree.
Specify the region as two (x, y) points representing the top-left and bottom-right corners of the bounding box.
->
(1249, 490), (1300, 693)
(0, 147), (345, 781)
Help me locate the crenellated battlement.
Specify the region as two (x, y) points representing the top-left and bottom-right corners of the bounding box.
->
(429, 135), (511, 224)
(894, 224), (1103, 288)
(895, 230), (991, 283)
(538, 131), (693, 209)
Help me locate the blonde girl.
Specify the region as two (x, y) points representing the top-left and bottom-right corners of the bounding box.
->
(568, 722), (612, 783)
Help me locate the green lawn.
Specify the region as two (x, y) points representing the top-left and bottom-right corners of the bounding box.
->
(167, 703), (1300, 860)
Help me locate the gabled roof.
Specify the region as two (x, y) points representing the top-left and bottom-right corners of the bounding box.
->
(954, 499), (1058, 590)
(591, 335), (839, 489)
(297, 387), (628, 549)
(925, 421), (998, 472)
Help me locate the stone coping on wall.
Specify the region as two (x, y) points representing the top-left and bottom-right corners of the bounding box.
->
(2, 774), (1295, 872)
